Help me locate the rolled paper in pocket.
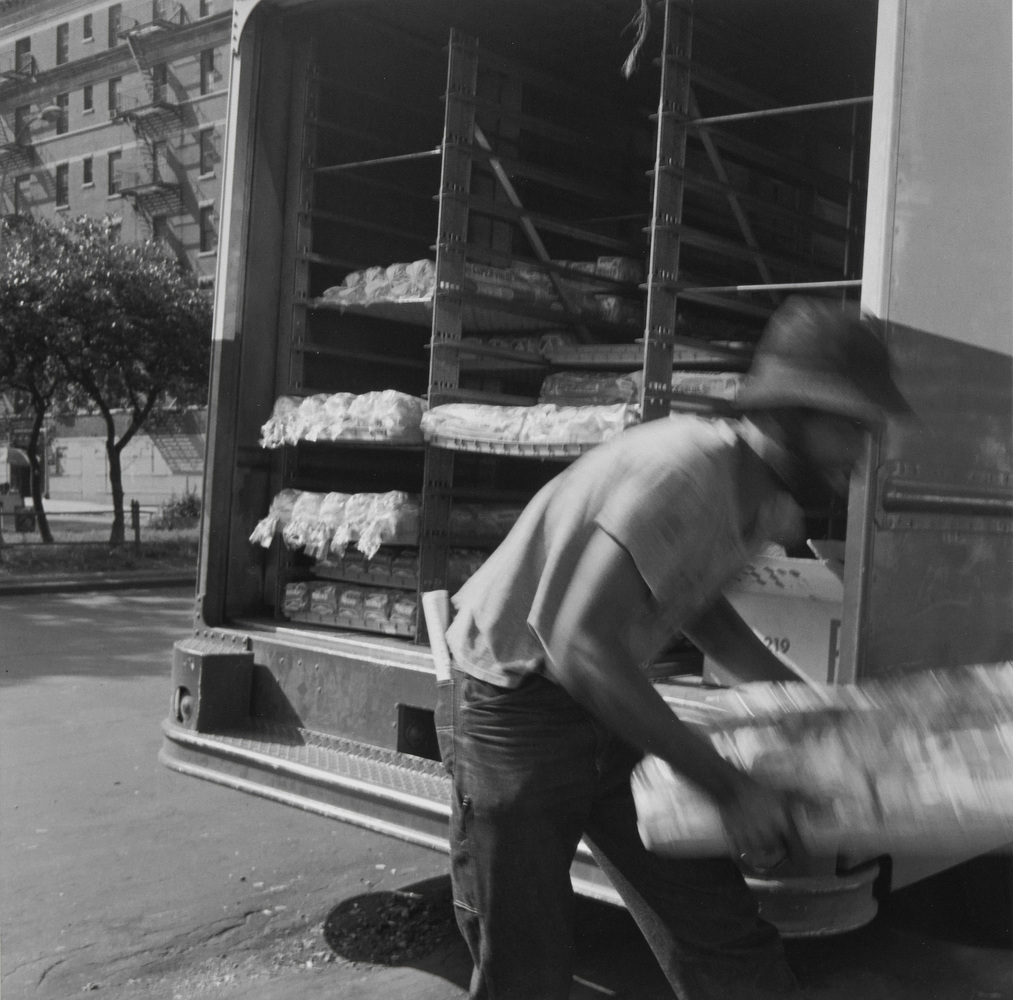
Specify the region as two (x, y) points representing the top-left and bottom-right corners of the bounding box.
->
(423, 590), (453, 683)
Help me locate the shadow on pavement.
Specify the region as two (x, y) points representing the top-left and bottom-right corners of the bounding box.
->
(320, 874), (675, 998)
(318, 867), (1013, 1000)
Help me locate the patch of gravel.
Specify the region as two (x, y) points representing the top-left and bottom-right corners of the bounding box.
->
(323, 887), (458, 965)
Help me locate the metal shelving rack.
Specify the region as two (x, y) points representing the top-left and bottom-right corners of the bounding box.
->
(266, 4), (874, 643)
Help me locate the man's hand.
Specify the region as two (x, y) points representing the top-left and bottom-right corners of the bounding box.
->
(716, 771), (798, 871)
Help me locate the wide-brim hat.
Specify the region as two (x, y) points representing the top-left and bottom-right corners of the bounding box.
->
(736, 296), (915, 425)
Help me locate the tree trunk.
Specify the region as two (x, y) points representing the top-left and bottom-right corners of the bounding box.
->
(104, 422), (126, 546)
(26, 408), (53, 543)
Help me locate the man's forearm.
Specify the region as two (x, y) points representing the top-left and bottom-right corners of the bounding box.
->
(683, 597), (801, 685)
(547, 640), (745, 806)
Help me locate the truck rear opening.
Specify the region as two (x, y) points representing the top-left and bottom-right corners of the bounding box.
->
(162, 0), (1012, 936)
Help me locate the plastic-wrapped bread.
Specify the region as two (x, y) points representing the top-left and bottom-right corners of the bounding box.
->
(390, 593), (418, 629)
(539, 371), (639, 405)
(361, 266), (390, 302)
(634, 662), (1013, 858)
(262, 390), (426, 445)
(321, 269), (367, 304)
(363, 588), (394, 627)
(406, 258), (436, 295)
(421, 403), (528, 442)
(423, 401), (634, 446)
(303, 492), (351, 560)
(317, 393), (357, 440)
(357, 491), (413, 558)
(282, 491), (327, 551)
(249, 488), (302, 547)
(323, 259), (436, 304)
(390, 551), (419, 585)
(291, 394), (331, 443)
(338, 549), (368, 580)
(283, 581), (310, 616)
(346, 390), (426, 439)
(365, 551), (394, 584)
(309, 582), (339, 616)
(338, 587), (366, 626)
(385, 262), (414, 297)
(330, 493), (375, 556)
(260, 396), (303, 449)
(520, 403), (633, 444)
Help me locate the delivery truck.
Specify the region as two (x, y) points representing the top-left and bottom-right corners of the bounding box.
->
(160, 0), (1013, 936)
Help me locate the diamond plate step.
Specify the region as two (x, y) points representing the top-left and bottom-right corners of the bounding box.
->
(160, 717), (453, 851)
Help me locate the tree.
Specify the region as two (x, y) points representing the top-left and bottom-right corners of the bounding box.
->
(0, 214), (79, 542)
(0, 215), (212, 544)
(55, 217), (212, 543)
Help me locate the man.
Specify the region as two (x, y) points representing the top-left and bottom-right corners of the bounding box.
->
(436, 297), (914, 999)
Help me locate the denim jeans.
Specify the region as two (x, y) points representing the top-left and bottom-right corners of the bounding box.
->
(435, 669), (802, 1000)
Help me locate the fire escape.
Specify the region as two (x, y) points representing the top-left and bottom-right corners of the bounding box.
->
(0, 49), (37, 82)
(0, 104), (63, 214)
(111, 2), (187, 220)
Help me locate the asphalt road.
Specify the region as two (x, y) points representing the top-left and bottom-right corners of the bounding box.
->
(1, 586), (1011, 1000)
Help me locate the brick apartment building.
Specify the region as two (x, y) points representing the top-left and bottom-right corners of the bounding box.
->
(0, 0), (230, 506)
(0, 0), (230, 275)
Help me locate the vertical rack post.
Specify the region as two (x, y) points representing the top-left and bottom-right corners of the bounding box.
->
(269, 43), (319, 614)
(417, 30), (480, 641)
(287, 65), (318, 395)
(641, 0), (693, 422)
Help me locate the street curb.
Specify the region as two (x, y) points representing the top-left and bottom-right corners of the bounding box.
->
(0, 573), (196, 596)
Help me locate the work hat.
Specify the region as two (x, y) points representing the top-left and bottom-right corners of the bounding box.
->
(737, 296), (914, 425)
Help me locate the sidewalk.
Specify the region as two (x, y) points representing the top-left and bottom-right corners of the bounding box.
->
(0, 569), (196, 596)
(0, 499), (195, 595)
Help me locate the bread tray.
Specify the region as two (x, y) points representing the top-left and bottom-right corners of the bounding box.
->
(424, 431), (598, 458)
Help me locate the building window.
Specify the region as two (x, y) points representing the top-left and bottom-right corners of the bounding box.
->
(56, 23), (69, 64)
(55, 93), (69, 134)
(198, 129), (215, 175)
(199, 0), (213, 16)
(14, 174), (30, 214)
(108, 77), (120, 117)
(108, 4), (121, 48)
(83, 14), (93, 41)
(82, 156), (93, 186)
(152, 215), (169, 242)
(199, 49), (215, 96)
(83, 84), (93, 113)
(56, 164), (69, 207)
(15, 37), (31, 75)
(199, 204), (217, 253)
(108, 150), (122, 195)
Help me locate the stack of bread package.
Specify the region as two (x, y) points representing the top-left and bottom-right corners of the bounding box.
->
(250, 489), (420, 560)
(634, 662), (1013, 858)
(260, 391), (426, 447)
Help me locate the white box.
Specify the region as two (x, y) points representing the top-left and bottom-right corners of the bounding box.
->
(703, 553), (844, 686)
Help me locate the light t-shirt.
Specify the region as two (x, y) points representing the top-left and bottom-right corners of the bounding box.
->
(445, 415), (801, 688)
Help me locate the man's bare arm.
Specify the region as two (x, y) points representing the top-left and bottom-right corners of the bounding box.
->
(538, 527), (795, 859)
